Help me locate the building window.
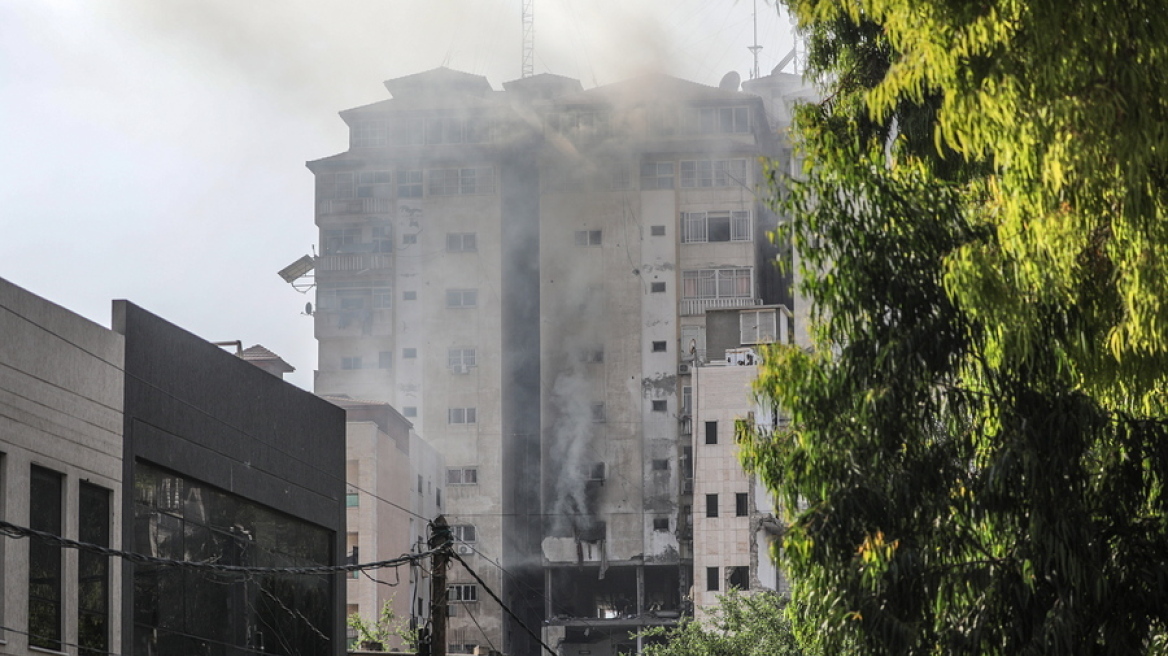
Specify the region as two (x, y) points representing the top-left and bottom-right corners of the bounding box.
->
(698, 106), (750, 133)
(681, 211), (751, 243)
(447, 348), (477, 371)
(736, 493), (749, 517)
(351, 121), (387, 148)
(587, 463), (606, 481)
(436, 488), (442, 508)
(342, 356), (362, 370)
(652, 340), (667, 352)
(446, 232), (478, 252)
(403, 290), (418, 300)
(574, 230), (602, 246)
(29, 466), (63, 651)
(705, 421), (718, 445)
(640, 162), (675, 189)
(651, 400), (667, 412)
(680, 159), (748, 188)
(403, 233), (418, 245)
(650, 282), (666, 293)
(448, 407), (477, 424)
(379, 351), (393, 369)
(651, 459), (669, 471)
(403, 348), (418, 359)
(398, 169), (423, 198)
(653, 518), (670, 531)
(316, 171), (355, 200)
(322, 226), (363, 254)
(682, 268), (753, 300)
(447, 467), (478, 485)
(78, 482), (110, 656)
(740, 308), (779, 344)
(706, 567), (720, 591)
(451, 525), (477, 544)
(403, 407), (418, 418)
(706, 493), (719, 518)
(651, 225), (667, 237)
(728, 566), (750, 590)
(446, 289), (478, 309)
(681, 386), (692, 415)
(429, 167), (496, 195)
(357, 170), (393, 197)
(346, 492), (359, 507)
(591, 403), (606, 423)
(448, 584), (478, 603)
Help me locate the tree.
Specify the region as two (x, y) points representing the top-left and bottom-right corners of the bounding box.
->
(742, 0), (1168, 654)
(640, 590), (809, 656)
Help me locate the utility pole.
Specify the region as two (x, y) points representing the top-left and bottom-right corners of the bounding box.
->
(429, 517), (451, 656)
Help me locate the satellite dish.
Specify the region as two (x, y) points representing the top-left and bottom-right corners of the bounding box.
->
(719, 71), (741, 92)
(305, 302), (314, 316)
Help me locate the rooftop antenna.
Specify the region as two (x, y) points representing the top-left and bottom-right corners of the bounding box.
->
(748, 0), (763, 79)
(521, 0), (534, 78)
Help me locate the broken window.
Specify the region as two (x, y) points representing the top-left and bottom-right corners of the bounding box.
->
(681, 211), (751, 243)
(653, 517), (670, 531)
(728, 566), (750, 590)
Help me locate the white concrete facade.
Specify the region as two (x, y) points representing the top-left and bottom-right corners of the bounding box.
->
(0, 276), (125, 655)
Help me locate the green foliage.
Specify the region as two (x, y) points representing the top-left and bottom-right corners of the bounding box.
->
(348, 600), (416, 652)
(640, 590), (809, 656)
(744, 0), (1168, 654)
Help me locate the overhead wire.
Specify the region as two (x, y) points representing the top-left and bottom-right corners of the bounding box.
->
(450, 550), (558, 656)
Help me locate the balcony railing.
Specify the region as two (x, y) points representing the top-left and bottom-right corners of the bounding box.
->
(679, 297), (761, 316)
(317, 198), (392, 216)
(316, 253), (393, 273)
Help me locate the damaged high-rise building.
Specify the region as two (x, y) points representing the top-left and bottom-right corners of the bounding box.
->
(300, 65), (815, 656)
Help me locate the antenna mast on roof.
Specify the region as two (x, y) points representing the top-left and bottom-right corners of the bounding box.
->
(521, 0), (534, 78)
(748, 0), (763, 79)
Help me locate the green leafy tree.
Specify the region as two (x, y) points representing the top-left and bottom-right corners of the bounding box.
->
(640, 590), (809, 656)
(743, 0), (1168, 654)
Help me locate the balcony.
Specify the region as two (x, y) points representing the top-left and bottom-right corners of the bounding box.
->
(679, 297), (761, 316)
(317, 198), (392, 216)
(316, 253), (393, 273)
(313, 308), (393, 338)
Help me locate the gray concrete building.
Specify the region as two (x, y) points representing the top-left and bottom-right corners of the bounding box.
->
(299, 65), (811, 656)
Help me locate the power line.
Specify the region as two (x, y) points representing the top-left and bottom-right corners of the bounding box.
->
(0, 519), (444, 576)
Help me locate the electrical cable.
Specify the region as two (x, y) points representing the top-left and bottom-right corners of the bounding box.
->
(0, 519), (440, 576)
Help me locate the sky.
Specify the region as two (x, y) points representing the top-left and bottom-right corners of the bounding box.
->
(0, 0), (795, 390)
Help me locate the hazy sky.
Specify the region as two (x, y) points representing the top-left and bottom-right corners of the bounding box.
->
(0, 0), (795, 390)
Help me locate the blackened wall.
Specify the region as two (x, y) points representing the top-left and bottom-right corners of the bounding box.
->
(113, 301), (347, 655)
(499, 151), (544, 656)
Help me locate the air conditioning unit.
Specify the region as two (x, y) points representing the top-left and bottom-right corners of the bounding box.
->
(456, 544), (474, 555)
(678, 362), (692, 375)
(452, 364), (470, 375)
